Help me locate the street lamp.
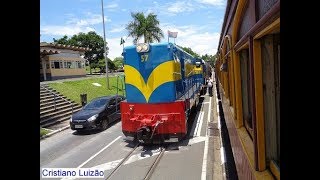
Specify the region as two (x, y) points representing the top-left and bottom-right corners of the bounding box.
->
(101, 0), (109, 89)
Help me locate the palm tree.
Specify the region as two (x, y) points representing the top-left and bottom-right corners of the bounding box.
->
(126, 12), (164, 44)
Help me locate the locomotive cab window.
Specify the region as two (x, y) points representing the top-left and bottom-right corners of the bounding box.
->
(195, 61), (201, 68)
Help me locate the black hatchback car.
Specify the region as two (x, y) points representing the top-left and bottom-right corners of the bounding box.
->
(70, 95), (125, 131)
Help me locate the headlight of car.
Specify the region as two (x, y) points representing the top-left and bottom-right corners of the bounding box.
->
(70, 117), (73, 122)
(88, 114), (99, 122)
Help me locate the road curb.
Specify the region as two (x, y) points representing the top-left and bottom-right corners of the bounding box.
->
(40, 125), (70, 140)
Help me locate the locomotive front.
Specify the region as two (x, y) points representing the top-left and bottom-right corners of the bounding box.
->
(120, 42), (187, 143)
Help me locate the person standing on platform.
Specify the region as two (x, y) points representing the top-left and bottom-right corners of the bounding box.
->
(207, 77), (213, 96)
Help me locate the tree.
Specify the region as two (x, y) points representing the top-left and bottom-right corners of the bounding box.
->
(53, 31), (108, 74)
(53, 35), (69, 44)
(201, 54), (217, 67)
(97, 58), (116, 73)
(178, 46), (200, 58)
(126, 12), (164, 44)
(113, 57), (124, 69)
(176, 46), (217, 66)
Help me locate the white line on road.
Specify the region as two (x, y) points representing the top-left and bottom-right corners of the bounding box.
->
(215, 86), (226, 166)
(220, 147), (226, 164)
(195, 112), (204, 137)
(84, 136), (207, 173)
(201, 96), (212, 180)
(207, 97), (212, 130)
(77, 136), (121, 168)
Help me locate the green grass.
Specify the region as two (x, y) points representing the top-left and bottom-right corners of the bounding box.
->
(86, 66), (101, 74)
(48, 77), (125, 104)
(40, 128), (50, 137)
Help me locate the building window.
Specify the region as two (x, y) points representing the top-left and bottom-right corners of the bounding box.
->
(67, 61), (72, 68)
(239, 48), (254, 138)
(59, 61), (63, 69)
(51, 62), (55, 69)
(71, 61), (76, 69)
(54, 61), (60, 69)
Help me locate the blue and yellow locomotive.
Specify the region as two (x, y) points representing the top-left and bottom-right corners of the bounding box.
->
(120, 42), (211, 143)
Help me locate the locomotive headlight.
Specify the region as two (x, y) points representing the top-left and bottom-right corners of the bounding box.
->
(136, 45), (142, 52)
(142, 44), (149, 51)
(136, 43), (149, 53)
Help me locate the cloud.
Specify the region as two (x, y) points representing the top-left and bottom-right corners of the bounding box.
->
(110, 27), (125, 33)
(147, 0), (225, 17)
(40, 25), (95, 36)
(196, 0), (225, 6)
(105, 3), (118, 9)
(137, 0), (197, 17)
(76, 15), (110, 26)
(105, 3), (118, 11)
(146, 9), (154, 14)
(167, 1), (195, 13)
(161, 24), (220, 55)
(107, 36), (134, 60)
(40, 13), (110, 36)
(178, 32), (220, 55)
(67, 13), (111, 26)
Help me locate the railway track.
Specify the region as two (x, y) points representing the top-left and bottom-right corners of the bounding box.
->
(143, 146), (166, 180)
(104, 100), (199, 180)
(105, 142), (167, 180)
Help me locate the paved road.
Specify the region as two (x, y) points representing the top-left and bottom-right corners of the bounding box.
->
(40, 92), (223, 180)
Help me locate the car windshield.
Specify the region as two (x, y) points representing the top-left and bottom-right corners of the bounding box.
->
(83, 98), (108, 110)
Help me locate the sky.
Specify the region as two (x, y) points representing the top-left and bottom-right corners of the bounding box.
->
(40, 0), (227, 60)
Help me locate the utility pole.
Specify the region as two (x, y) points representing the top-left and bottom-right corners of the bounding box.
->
(101, 0), (109, 89)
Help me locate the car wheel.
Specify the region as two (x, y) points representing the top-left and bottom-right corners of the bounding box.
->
(101, 119), (109, 130)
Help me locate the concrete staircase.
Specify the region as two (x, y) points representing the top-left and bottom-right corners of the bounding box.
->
(40, 84), (82, 128)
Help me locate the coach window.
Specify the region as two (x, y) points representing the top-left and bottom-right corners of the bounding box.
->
(227, 55), (233, 107)
(261, 33), (280, 171)
(224, 57), (230, 100)
(239, 48), (254, 138)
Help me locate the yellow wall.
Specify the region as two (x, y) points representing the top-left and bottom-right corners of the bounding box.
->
(48, 56), (84, 61)
(47, 56), (86, 77)
(51, 68), (86, 77)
